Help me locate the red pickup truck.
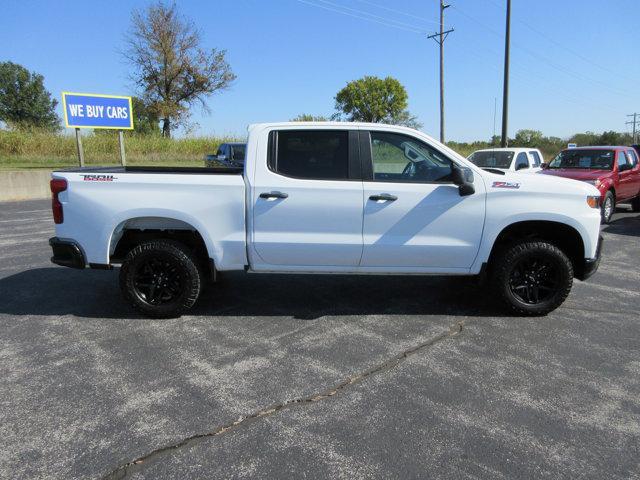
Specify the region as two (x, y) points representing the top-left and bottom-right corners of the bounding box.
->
(540, 146), (640, 223)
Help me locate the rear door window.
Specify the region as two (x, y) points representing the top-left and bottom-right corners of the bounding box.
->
(627, 150), (638, 167)
(270, 130), (350, 180)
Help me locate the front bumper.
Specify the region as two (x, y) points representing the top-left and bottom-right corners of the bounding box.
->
(49, 237), (85, 269)
(576, 235), (603, 281)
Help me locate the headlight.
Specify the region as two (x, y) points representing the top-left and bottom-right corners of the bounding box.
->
(584, 179), (601, 187)
(586, 195), (600, 208)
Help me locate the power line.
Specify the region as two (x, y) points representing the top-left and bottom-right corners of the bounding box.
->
(353, 0), (444, 26)
(450, 4), (634, 98)
(293, 0), (425, 34)
(481, 0), (636, 82)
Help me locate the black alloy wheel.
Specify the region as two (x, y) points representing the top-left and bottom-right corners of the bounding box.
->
(508, 255), (560, 305)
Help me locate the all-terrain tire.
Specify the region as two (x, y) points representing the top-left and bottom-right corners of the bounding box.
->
(601, 190), (615, 224)
(491, 240), (573, 316)
(119, 240), (202, 318)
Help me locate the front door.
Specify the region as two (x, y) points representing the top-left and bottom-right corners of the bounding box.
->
(251, 129), (364, 268)
(360, 130), (485, 270)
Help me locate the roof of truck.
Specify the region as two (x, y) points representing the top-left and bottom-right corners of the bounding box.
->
(472, 147), (541, 153)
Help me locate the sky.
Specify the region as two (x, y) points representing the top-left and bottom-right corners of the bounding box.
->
(1, 0), (639, 142)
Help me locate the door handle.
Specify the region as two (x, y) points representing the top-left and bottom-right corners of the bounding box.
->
(259, 191), (288, 200)
(369, 193), (397, 202)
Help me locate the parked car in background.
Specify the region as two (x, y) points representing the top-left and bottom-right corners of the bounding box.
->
(48, 122), (602, 318)
(540, 146), (640, 223)
(468, 147), (544, 173)
(204, 142), (246, 168)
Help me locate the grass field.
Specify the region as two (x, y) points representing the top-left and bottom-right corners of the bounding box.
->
(0, 129), (556, 170)
(0, 130), (242, 170)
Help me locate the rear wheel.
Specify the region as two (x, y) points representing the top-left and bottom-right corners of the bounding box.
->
(601, 190), (615, 224)
(631, 195), (640, 213)
(491, 240), (573, 316)
(120, 240), (202, 318)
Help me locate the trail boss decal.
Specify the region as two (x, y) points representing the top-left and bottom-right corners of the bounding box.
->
(81, 174), (117, 182)
(492, 181), (520, 189)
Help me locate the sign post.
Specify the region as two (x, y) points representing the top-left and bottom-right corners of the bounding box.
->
(118, 130), (126, 166)
(74, 128), (85, 167)
(62, 92), (134, 167)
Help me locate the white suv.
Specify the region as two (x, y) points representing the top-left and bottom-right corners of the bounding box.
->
(468, 147), (544, 173)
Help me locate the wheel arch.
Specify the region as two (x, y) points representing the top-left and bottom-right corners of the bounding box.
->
(107, 214), (214, 272)
(486, 220), (585, 277)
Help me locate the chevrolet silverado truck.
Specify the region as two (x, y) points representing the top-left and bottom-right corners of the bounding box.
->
(48, 122), (603, 318)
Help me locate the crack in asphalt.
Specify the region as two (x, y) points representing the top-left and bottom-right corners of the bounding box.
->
(102, 320), (467, 479)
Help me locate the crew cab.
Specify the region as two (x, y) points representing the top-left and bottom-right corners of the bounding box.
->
(539, 146), (640, 223)
(48, 122), (603, 318)
(468, 147), (544, 173)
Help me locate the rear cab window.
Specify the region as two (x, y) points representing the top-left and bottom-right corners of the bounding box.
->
(626, 149), (638, 167)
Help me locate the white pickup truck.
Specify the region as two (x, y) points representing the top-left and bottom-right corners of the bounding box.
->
(49, 122), (603, 317)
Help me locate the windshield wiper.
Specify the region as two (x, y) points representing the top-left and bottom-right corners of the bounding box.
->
(481, 168), (506, 175)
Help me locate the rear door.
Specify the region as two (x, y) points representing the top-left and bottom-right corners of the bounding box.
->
(251, 129), (364, 268)
(359, 130), (485, 271)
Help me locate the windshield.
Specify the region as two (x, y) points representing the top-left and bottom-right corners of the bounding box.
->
(548, 149), (614, 170)
(468, 151), (514, 169)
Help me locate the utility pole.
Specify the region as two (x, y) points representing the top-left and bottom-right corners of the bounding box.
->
(500, 0), (511, 147)
(627, 113), (639, 144)
(427, 1), (454, 144)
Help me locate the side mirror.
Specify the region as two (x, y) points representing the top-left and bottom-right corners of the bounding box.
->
(451, 165), (475, 196)
(217, 154), (228, 162)
(540, 162), (548, 169)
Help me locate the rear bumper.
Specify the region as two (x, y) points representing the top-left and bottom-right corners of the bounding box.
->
(576, 235), (603, 281)
(49, 237), (85, 269)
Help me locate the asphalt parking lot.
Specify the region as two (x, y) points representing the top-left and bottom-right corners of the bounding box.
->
(0, 199), (638, 479)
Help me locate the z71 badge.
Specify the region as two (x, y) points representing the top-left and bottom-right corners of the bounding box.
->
(492, 181), (520, 189)
(81, 174), (116, 182)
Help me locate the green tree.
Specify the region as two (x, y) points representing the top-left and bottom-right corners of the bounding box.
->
(0, 61), (60, 131)
(290, 114), (329, 122)
(513, 129), (544, 147)
(334, 76), (421, 128)
(131, 97), (160, 135)
(123, 2), (236, 137)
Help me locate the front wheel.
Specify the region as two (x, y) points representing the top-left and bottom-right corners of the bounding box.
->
(491, 240), (573, 316)
(601, 191), (615, 224)
(120, 240), (202, 318)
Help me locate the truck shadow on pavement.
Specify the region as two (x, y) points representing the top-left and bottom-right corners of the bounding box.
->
(0, 267), (504, 320)
(603, 211), (640, 238)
